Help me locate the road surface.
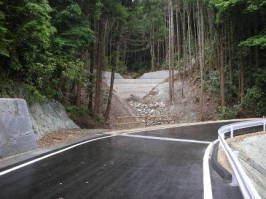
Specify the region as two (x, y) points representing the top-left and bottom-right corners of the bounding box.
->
(0, 123), (243, 199)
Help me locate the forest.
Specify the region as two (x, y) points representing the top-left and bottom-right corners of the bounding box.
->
(0, 0), (265, 123)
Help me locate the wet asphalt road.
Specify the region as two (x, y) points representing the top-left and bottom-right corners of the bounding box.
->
(0, 123), (242, 199)
(136, 122), (235, 141)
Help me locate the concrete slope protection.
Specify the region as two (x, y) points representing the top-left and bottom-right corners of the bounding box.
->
(103, 70), (170, 100)
(0, 99), (36, 158)
(29, 100), (79, 138)
(0, 98), (79, 158)
(108, 79), (164, 99)
(0, 121), (243, 199)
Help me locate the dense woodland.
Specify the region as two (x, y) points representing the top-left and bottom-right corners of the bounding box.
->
(0, 0), (265, 123)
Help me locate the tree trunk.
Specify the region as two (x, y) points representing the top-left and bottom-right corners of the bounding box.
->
(88, 46), (94, 111)
(104, 57), (116, 122)
(63, 80), (70, 105)
(94, 17), (107, 114)
(220, 29), (225, 107)
(196, 0), (204, 120)
(240, 63), (244, 101)
(157, 41), (160, 67)
(104, 32), (121, 122)
(75, 82), (81, 107)
(168, 0), (174, 104)
(150, 24), (155, 71)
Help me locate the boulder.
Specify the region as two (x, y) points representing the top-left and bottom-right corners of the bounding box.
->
(0, 99), (37, 158)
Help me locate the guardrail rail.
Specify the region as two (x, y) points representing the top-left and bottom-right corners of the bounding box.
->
(218, 119), (266, 199)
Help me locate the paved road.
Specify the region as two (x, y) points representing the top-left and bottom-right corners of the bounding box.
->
(0, 124), (242, 199)
(135, 122), (234, 141)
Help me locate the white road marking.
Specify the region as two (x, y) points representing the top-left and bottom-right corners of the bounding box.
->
(203, 139), (218, 199)
(120, 134), (211, 144)
(0, 135), (115, 177)
(0, 132), (212, 178)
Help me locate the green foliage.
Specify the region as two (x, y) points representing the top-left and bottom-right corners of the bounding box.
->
(66, 105), (104, 122)
(0, 75), (14, 98)
(218, 84), (266, 119)
(207, 0), (266, 117)
(244, 0), (266, 12)
(0, 0), (96, 103)
(205, 71), (220, 93)
(51, 1), (94, 53)
(241, 87), (266, 117)
(208, 0), (266, 49)
(128, 0), (166, 39)
(23, 84), (46, 103)
(218, 105), (239, 119)
(125, 0), (167, 71)
(208, 0), (266, 14)
(66, 105), (88, 118)
(0, 0), (265, 122)
(240, 34), (266, 49)
(0, 1), (9, 57)
(254, 68), (266, 89)
(3, 0), (55, 74)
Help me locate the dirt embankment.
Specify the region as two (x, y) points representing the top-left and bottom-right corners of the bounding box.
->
(37, 129), (109, 149)
(142, 72), (218, 123)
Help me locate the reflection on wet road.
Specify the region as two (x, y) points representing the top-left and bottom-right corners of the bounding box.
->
(0, 122), (242, 199)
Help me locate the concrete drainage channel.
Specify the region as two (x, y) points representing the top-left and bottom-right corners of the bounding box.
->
(0, 118), (263, 199)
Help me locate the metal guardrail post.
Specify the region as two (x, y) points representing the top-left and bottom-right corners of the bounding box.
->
(230, 126), (234, 138)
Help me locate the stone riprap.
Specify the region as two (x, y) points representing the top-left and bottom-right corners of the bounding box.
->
(29, 100), (79, 138)
(0, 99), (37, 158)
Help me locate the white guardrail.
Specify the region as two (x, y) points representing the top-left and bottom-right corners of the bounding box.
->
(218, 119), (266, 199)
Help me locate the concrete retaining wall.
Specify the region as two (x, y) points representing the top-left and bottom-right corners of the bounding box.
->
(0, 99), (37, 158)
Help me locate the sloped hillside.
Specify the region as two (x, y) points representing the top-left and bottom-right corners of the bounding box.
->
(143, 74), (218, 122)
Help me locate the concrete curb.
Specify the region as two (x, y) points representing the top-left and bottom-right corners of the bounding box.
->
(203, 140), (218, 199)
